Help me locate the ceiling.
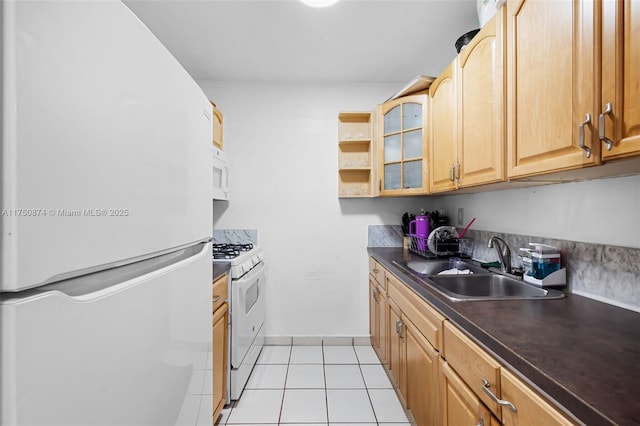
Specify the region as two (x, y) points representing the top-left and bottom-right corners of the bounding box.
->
(123, 0), (480, 84)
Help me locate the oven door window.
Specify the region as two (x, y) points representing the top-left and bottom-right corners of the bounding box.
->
(244, 278), (259, 314)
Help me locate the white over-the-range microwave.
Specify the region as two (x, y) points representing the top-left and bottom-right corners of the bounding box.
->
(212, 146), (229, 200)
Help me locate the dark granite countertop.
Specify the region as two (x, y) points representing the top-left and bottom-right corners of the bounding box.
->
(368, 247), (640, 426)
(213, 262), (230, 282)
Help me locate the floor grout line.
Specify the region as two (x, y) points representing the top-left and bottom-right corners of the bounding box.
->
(222, 345), (407, 426)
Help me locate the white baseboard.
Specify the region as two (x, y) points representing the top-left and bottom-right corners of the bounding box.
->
(262, 335), (372, 346)
(263, 336), (293, 345)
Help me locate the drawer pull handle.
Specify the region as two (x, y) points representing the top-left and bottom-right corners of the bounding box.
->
(578, 113), (592, 158)
(482, 379), (517, 413)
(372, 268), (380, 274)
(599, 102), (614, 151)
(476, 416), (484, 426)
(395, 319), (404, 337)
(213, 295), (221, 302)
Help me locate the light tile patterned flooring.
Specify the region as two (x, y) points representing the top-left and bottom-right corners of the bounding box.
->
(219, 345), (410, 426)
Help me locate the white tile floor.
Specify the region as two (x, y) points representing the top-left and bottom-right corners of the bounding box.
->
(219, 345), (410, 426)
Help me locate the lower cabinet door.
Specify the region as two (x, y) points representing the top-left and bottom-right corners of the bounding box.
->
(376, 284), (388, 364)
(387, 299), (405, 397)
(369, 278), (381, 352)
(369, 278), (388, 364)
(404, 317), (439, 426)
(212, 302), (228, 423)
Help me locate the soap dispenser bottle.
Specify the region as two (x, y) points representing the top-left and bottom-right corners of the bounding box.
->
(529, 243), (561, 280)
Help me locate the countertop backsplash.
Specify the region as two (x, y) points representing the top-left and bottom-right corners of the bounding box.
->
(212, 229), (257, 245)
(367, 225), (404, 247)
(368, 225), (640, 313)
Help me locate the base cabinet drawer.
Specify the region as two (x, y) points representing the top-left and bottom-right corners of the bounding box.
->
(369, 257), (385, 288)
(443, 321), (502, 419)
(213, 274), (228, 312)
(501, 368), (576, 426)
(441, 359), (500, 426)
(387, 271), (444, 351)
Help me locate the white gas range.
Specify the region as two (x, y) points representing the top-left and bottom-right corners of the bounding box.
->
(212, 243), (265, 401)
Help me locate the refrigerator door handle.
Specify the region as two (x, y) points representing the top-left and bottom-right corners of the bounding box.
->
(34, 242), (212, 302)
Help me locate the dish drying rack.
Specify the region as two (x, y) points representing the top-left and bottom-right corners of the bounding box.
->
(407, 234), (473, 259)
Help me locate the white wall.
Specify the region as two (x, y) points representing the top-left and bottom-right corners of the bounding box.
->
(204, 80), (640, 338)
(203, 81), (429, 338)
(431, 175), (640, 249)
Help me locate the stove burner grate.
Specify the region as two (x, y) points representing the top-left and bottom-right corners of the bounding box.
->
(212, 243), (254, 259)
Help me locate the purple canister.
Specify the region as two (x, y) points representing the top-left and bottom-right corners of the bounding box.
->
(409, 215), (430, 251)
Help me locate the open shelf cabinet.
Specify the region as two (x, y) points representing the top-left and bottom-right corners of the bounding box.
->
(338, 112), (375, 197)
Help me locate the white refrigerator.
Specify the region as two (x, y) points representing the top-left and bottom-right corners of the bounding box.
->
(0, 1), (213, 425)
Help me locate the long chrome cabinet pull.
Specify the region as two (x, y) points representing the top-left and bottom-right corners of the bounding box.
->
(476, 416), (484, 426)
(455, 162), (461, 183)
(481, 379), (517, 413)
(599, 102), (614, 151)
(578, 113), (592, 158)
(372, 287), (378, 302)
(449, 164), (455, 182)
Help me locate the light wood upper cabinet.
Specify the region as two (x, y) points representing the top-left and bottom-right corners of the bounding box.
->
(377, 95), (429, 195)
(338, 112), (375, 197)
(430, 10), (506, 193)
(211, 102), (223, 150)
(600, 0), (640, 160)
(429, 61), (458, 193)
(457, 9), (506, 188)
(506, 0), (600, 178)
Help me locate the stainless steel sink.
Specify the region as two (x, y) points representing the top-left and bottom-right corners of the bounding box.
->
(426, 274), (565, 301)
(391, 259), (565, 301)
(394, 260), (486, 275)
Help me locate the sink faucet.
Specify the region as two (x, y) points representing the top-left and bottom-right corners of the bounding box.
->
(487, 236), (512, 274)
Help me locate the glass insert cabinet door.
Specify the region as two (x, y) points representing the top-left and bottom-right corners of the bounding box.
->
(378, 95), (428, 194)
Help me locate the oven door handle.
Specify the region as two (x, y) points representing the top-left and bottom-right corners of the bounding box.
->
(234, 261), (265, 287)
